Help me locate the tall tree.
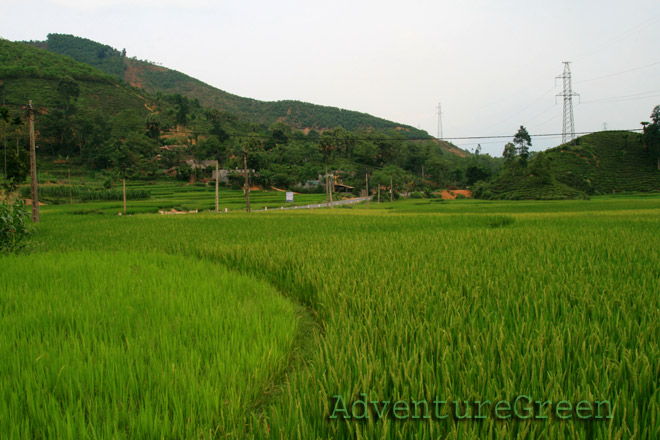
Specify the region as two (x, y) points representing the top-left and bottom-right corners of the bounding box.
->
(513, 126), (532, 165)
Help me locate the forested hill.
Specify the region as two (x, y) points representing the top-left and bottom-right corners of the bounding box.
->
(473, 130), (660, 200)
(30, 34), (432, 139)
(545, 131), (660, 195)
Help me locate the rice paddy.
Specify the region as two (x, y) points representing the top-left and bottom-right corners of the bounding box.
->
(2, 192), (660, 438)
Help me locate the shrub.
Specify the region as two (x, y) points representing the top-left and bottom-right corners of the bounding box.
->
(0, 199), (32, 254)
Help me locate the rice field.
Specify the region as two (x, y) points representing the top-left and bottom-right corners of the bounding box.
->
(27, 179), (328, 215)
(2, 194), (660, 438)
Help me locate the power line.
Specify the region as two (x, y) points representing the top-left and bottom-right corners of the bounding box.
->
(581, 89), (660, 105)
(445, 129), (641, 141)
(576, 60), (660, 84)
(2, 100), (646, 144)
(574, 12), (660, 62)
(480, 86), (557, 133)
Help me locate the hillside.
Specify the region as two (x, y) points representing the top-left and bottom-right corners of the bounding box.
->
(1, 38), (156, 115)
(474, 130), (660, 200)
(0, 38), (223, 171)
(545, 131), (660, 194)
(473, 152), (588, 200)
(31, 34), (443, 141)
(2, 36), (486, 193)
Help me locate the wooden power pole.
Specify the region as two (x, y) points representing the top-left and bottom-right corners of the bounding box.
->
(68, 168), (72, 204)
(365, 171), (369, 209)
(28, 101), (39, 223)
(215, 160), (219, 213)
(122, 178), (126, 214)
(325, 165), (329, 205)
(243, 150), (250, 213)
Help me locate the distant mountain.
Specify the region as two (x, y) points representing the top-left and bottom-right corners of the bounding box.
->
(33, 34), (442, 142)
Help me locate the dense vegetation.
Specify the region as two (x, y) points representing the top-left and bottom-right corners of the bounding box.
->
(0, 39), (112, 83)
(545, 130), (660, 195)
(9, 34), (659, 200)
(2, 195), (658, 438)
(473, 152), (589, 200)
(30, 34), (434, 138)
(474, 124), (660, 200)
(3, 36), (497, 195)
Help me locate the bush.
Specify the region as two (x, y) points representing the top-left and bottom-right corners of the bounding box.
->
(410, 191), (424, 199)
(0, 199), (32, 254)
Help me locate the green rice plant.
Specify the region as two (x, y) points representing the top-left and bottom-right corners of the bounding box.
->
(485, 215), (516, 228)
(6, 195), (660, 438)
(0, 251), (298, 438)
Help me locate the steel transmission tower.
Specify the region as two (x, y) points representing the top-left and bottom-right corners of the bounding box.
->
(436, 102), (444, 140)
(556, 62), (579, 144)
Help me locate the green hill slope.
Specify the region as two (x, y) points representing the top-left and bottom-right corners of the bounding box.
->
(2, 36), (475, 191)
(474, 130), (660, 200)
(0, 38), (210, 171)
(474, 153), (588, 200)
(33, 34), (433, 138)
(545, 131), (660, 194)
(1, 38), (157, 117)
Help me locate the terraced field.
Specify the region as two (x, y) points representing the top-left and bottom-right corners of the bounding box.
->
(547, 131), (660, 194)
(2, 195), (660, 439)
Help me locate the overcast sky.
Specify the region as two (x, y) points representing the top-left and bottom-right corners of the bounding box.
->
(2, 0), (660, 156)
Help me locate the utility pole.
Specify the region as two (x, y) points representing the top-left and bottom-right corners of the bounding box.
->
(436, 102), (444, 140)
(421, 165), (424, 183)
(325, 165), (329, 204)
(122, 164), (126, 215)
(68, 168), (72, 204)
(556, 62), (579, 144)
(390, 176), (393, 202)
(243, 150), (250, 213)
(28, 101), (38, 223)
(377, 184), (380, 204)
(215, 160), (219, 213)
(365, 171), (369, 209)
(329, 171), (333, 208)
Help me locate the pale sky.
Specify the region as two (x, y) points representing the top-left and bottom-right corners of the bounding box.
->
(2, 0), (659, 156)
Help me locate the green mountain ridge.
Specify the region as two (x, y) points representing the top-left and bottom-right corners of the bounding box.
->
(33, 34), (440, 141)
(2, 38), (489, 195)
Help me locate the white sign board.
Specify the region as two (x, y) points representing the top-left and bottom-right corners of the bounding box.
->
(286, 191), (294, 203)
